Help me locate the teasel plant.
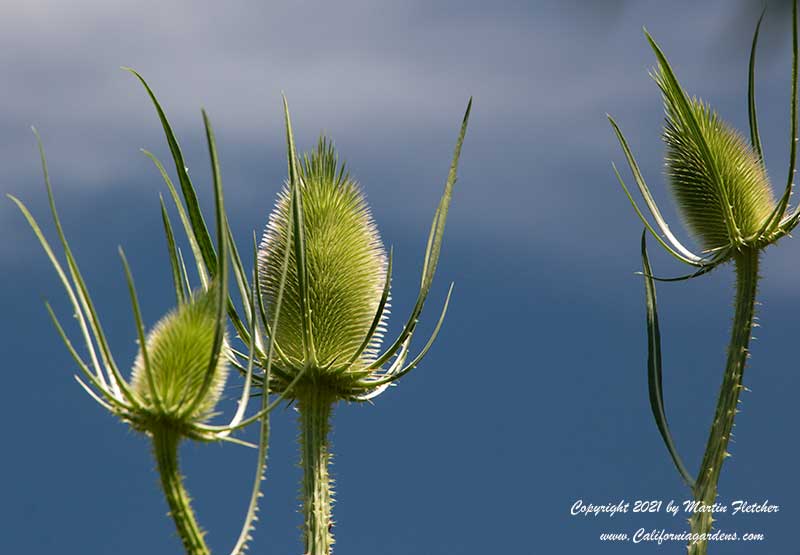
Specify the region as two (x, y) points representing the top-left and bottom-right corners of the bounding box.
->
(607, 2), (798, 553)
(130, 69), (471, 554)
(10, 98), (297, 555)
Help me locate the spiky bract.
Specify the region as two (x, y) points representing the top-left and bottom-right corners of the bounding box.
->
(131, 287), (229, 426)
(657, 68), (776, 251)
(258, 137), (387, 385)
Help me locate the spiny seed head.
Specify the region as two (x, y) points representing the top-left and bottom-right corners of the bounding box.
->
(258, 136), (387, 376)
(130, 286), (228, 424)
(656, 67), (776, 250)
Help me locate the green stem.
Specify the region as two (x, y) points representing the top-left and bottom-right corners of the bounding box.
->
(298, 385), (335, 555)
(152, 427), (210, 555)
(688, 248), (759, 555)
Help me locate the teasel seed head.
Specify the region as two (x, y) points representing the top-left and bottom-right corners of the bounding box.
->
(258, 137), (388, 384)
(130, 284), (229, 427)
(610, 20), (800, 276)
(657, 67), (776, 251)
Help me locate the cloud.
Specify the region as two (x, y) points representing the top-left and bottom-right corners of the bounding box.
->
(3, 0), (800, 292)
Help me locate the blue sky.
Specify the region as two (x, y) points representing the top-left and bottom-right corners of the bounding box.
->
(2, 1), (800, 553)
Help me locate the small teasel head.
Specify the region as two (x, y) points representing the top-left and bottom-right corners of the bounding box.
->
(656, 66), (776, 251)
(258, 137), (388, 383)
(14, 91), (286, 450)
(609, 20), (800, 274)
(130, 284), (229, 428)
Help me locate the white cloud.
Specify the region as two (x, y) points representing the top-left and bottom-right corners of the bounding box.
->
(3, 0), (799, 284)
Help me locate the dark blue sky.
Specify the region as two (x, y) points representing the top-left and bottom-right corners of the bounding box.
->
(3, 1), (800, 553)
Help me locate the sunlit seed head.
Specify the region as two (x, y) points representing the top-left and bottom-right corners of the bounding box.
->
(258, 136), (387, 372)
(656, 67), (775, 250)
(130, 286), (228, 423)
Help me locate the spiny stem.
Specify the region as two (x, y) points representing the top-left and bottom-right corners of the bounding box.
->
(298, 385), (335, 555)
(152, 427), (210, 555)
(688, 248), (759, 555)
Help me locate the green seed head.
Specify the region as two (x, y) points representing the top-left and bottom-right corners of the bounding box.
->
(657, 67), (776, 250)
(258, 137), (387, 378)
(130, 287), (229, 425)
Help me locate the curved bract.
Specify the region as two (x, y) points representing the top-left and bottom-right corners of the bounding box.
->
(258, 138), (388, 379)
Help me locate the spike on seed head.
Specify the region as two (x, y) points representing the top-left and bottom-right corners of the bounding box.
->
(258, 136), (388, 376)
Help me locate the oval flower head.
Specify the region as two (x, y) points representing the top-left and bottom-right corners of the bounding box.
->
(129, 285), (229, 431)
(258, 138), (388, 393)
(658, 66), (776, 252)
(608, 5), (799, 554)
